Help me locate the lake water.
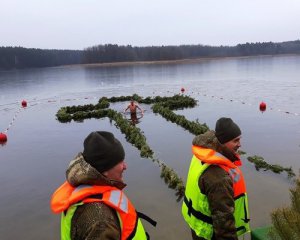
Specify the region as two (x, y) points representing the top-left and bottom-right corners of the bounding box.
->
(1, 55), (300, 239)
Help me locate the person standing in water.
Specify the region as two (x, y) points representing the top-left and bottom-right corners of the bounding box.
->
(124, 99), (144, 117)
(124, 99), (144, 124)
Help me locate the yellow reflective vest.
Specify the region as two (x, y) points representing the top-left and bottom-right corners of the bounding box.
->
(182, 146), (250, 239)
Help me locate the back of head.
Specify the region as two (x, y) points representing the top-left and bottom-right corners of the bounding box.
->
(82, 131), (125, 173)
(215, 117), (241, 144)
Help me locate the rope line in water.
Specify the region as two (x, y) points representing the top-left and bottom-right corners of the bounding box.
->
(2, 107), (24, 134)
(1, 89), (299, 137)
(200, 93), (300, 117)
(0, 96), (98, 112)
(156, 89), (300, 117)
(1, 96), (98, 133)
(2, 90), (299, 117)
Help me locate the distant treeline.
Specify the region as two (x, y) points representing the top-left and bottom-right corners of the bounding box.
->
(0, 47), (82, 70)
(1, 40), (300, 70)
(83, 40), (300, 63)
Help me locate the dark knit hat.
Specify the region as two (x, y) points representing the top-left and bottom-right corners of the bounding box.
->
(83, 131), (125, 173)
(215, 117), (241, 144)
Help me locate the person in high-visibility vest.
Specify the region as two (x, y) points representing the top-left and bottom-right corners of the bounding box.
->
(182, 117), (250, 240)
(51, 131), (155, 240)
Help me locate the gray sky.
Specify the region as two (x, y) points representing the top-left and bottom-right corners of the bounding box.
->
(1, 0), (299, 50)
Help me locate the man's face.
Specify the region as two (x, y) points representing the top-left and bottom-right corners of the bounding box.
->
(103, 160), (127, 182)
(130, 101), (134, 106)
(224, 136), (241, 153)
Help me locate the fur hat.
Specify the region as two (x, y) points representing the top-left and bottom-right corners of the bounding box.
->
(215, 117), (241, 144)
(82, 131), (125, 173)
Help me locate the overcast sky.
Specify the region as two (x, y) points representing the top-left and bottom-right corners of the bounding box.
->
(1, 0), (299, 50)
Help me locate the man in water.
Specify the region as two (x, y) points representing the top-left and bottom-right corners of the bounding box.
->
(124, 99), (144, 123)
(182, 117), (250, 239)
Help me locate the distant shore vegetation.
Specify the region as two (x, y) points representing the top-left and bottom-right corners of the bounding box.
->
(1, 40), (300, 70)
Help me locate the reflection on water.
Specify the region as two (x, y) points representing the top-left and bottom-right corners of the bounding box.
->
(0, 55), (300, 239)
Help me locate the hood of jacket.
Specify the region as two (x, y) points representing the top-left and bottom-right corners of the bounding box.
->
(192, 130), (240, 163)
(66, 153), (126, 190)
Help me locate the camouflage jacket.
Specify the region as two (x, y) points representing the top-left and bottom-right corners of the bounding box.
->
(191, 130), (240, 240)
(66, 153), (126, 240)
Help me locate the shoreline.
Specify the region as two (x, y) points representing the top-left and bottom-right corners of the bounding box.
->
(64, 53), (300, 68)
(1, 53), (299, 72)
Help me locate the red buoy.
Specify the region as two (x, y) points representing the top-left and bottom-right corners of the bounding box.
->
(259, 101), (267, 112)
(21, 100), (27, 107)
(0, 132), (7, 143)
(181, 87), (185, 93)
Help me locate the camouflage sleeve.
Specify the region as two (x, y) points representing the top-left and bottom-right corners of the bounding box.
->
(71, 202), (121, 240)
(199, 165), (238, 240)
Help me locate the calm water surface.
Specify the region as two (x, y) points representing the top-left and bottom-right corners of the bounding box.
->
(1, 55), (300, 239)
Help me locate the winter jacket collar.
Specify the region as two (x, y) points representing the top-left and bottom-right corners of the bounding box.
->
(66, 153), (126, 190)
(192, 130), (241, 166)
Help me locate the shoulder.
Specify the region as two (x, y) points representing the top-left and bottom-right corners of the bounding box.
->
(199, 165), (233, 193)
(71, 202), (120, 239)
(203, 164), (229, 180)
(73, 202), (118, 223)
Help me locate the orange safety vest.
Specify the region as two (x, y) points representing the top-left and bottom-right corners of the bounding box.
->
(51, 181), (149, 240)
(192, 145), (247, 198)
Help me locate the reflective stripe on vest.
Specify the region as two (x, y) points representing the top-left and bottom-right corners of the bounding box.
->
(109, 190), (129, 213)
(51, 182), (148, 240)
(182, 155), (250, 239)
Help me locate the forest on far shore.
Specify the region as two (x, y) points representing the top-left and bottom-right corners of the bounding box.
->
(1, 40), (300, 70)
